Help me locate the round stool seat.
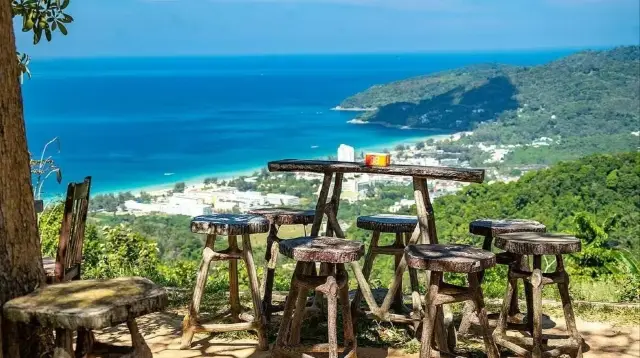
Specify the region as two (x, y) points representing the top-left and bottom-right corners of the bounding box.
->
(495, 232), (581, 255)
(357, 214), (417, 233)
(405, 244), (496, 273)
(470, 219), (546, 237)
(279, 236), (364, 264)
(248, 208), (315, 226)
(191, 214), (269, 235)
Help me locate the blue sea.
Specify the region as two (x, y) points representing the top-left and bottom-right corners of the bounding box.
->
(22, 51), (573, 196)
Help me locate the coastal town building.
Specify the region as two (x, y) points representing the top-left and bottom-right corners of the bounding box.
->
(338, 144), (355, 162)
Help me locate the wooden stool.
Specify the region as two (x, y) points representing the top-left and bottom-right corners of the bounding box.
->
(2, 277), (167, 358)
(248, 207), (315, 322)
(405, 244), (500, 358)
(493, 232), (583, 358)
(351, 214), (419, 317)
(273, 236), (364, 358)
(459, 219), (547, 335)
(181, 214), (270, 350)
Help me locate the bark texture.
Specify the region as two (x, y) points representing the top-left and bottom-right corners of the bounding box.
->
(0, 1), (51, 356)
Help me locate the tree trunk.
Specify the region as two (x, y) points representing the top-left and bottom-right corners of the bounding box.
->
(0, 2), (53, 357)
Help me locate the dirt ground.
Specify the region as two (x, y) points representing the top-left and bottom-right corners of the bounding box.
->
(95, 311), (639, 357)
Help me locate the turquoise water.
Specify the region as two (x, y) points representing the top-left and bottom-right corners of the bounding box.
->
(22, 51), (573, 195)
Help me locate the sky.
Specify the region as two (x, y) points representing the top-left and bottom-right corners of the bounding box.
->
(13, 0), (640, 58)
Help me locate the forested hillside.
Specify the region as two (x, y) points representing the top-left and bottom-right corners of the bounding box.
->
(341, 46), (639, 148)
(430, 152), (639, 251)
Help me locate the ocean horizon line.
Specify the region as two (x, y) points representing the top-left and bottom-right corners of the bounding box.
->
(26, 46), (606, 61)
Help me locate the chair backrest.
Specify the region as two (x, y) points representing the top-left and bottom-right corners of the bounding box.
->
(54, 176), (92, 282)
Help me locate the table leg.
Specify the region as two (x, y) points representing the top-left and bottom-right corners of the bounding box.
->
(261, 223), (280, 322)
(312, 173), (343, 313)
(53, 328), (73, 358)
(412, 177), (454, 352)
(310, 173), (333, 237)
(325, 173), (343, 237)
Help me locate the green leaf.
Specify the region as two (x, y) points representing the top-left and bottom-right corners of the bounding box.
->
(33, 27), (42, 44)
(61, 13), (73, 23)
(45, 27), (52, 41)
(57, 21), (67, 35)
(61, 0), (69, 9)
(51, 20), (57, 31)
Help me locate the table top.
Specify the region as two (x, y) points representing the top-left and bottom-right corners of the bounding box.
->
(268, 159), (484, 183)
(3, 277), (167, 330)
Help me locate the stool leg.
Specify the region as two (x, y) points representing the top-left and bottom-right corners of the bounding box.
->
(338, 264), (357, 355)
(392, 232), (405, 312)
(406, 232), (423, 332)
(261, 223), (280, 322)
(351, 230), (380, 316)
(289, 262), (315, 345)
(53, 329), (74, 358)
(128, 318), (152, 358)
(531, 255), (544, 358)
(493, 266), (516, 346)
(74, 328), (94, 358)
(325, 272), (339, 358)
(510, 254), (530, 318)
(460, 234), (494, 336)
(419, 271), (441, 358)
(228, 235), (242, 322)
(469, 272), (500, 358)
(242, 234), (268, 351)
(556, 255), (583, 357)
(181, 234), (216, 349)
(275, 262), (305, 349)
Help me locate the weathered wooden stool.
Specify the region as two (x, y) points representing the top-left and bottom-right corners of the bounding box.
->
(458, 218), (547, 335)
(2, 277), (167, 358)
(493, 232), (583, 358)
(181, 214), (270, 350)
(405, 244), (500, 358)
(351, 214), (419, 318)
(273, 236), (364, 358)
(248, 208), (315, 322)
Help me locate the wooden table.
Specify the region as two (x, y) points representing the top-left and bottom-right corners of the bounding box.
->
(3, 277), (167, 358)
(268, 159), (484, 353)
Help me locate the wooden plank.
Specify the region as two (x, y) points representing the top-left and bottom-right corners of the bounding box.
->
(268, 159), (484, 183)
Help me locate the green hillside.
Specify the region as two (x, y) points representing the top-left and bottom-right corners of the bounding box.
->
(341, 46), (640, 146)
(430, 152), (639, 252)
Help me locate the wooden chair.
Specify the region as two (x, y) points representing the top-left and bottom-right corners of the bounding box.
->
(42, 176), (92, 283)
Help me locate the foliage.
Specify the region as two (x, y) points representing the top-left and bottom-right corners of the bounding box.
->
(139, 191), (153, 203)
(90, 193), (120, 212)
(91, 213), (204, 261)
(341, 46), (640, 161)
(173, 182), (185, 193)
(38, 202), (64, 257)
(430, 152), (639, 251)
(255, 172), (320, 198)
(11, 0), (73, 79)
(83, 224), (160, 279)
(30, 137), (62, 199)
(569, 212), (619, 277)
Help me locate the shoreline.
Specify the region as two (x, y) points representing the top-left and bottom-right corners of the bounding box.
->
(90, 130), (464, 198)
